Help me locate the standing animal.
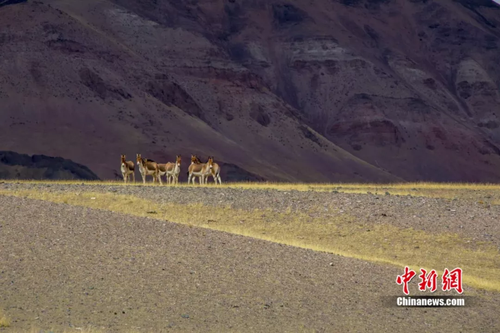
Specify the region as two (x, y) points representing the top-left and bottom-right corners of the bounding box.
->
(167, 155), (182, 184)
(120, 155), (135, 183)
(187, 155), (211, 184)
(157, 161), (172, 185)
(206, 156), (222, 185)
(136, 154), (159, 184)
(157, 155), (182, 185)
(189, 155), (204, 184)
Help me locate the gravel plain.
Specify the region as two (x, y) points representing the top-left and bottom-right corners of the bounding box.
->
(0, 183), (499, 332)
(2, 182), (499, 246)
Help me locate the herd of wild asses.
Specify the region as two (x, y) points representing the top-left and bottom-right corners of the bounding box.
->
(120, 154), (222, 185)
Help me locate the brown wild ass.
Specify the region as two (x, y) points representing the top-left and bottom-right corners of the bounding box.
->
(206, 156), (222, 184)
(190, 155), (205, 184)
(136, 154), (159, 184)
(120, 155), (135, 183)
(167, 155), (182, 184)
(187, 155), (211, 184)
(157, 155), (182, 185)
(157, 161), (171, 185)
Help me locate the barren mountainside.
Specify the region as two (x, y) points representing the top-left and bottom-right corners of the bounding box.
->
(1, 0), (499, 182)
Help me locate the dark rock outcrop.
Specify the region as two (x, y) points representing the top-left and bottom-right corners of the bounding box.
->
(0, 151), (100, 180)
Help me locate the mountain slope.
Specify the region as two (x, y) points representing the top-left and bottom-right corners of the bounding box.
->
(1, 0), (499, 182)
(0, 0), (399, 182)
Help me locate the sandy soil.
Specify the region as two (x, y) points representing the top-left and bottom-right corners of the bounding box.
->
(0, 185), (499, 332)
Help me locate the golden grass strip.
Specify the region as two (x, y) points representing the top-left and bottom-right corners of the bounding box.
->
(0, 309), (11, 328)
(4, 327), (143, 333)
(1, 189), (499, 293)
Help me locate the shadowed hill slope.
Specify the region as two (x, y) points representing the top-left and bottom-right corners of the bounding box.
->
(0, 151), (99, 180)
(0, 0), (26, 8)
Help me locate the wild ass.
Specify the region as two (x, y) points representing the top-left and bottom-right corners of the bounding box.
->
(157, 155), (182, 185)
(167, 155), (182, 184)
(187, 155), (211, 184)
(206, 156), (222, 185)
(136, 154), (159, 184)
(120, 155), (135, 183)
(157, 161), (170, 185)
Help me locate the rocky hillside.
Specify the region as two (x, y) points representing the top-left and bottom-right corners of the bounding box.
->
(0, 0), (499, 182)
(0, 151), (99, 180)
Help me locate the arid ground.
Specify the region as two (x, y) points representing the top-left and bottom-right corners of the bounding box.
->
(0, 181), (499, 332)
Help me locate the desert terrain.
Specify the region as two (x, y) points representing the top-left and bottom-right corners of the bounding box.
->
(0, 181), (499, 332)
(1, 0), (500, 331)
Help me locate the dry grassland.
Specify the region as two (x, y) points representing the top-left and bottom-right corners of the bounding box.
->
(1, 181), (499, 293)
